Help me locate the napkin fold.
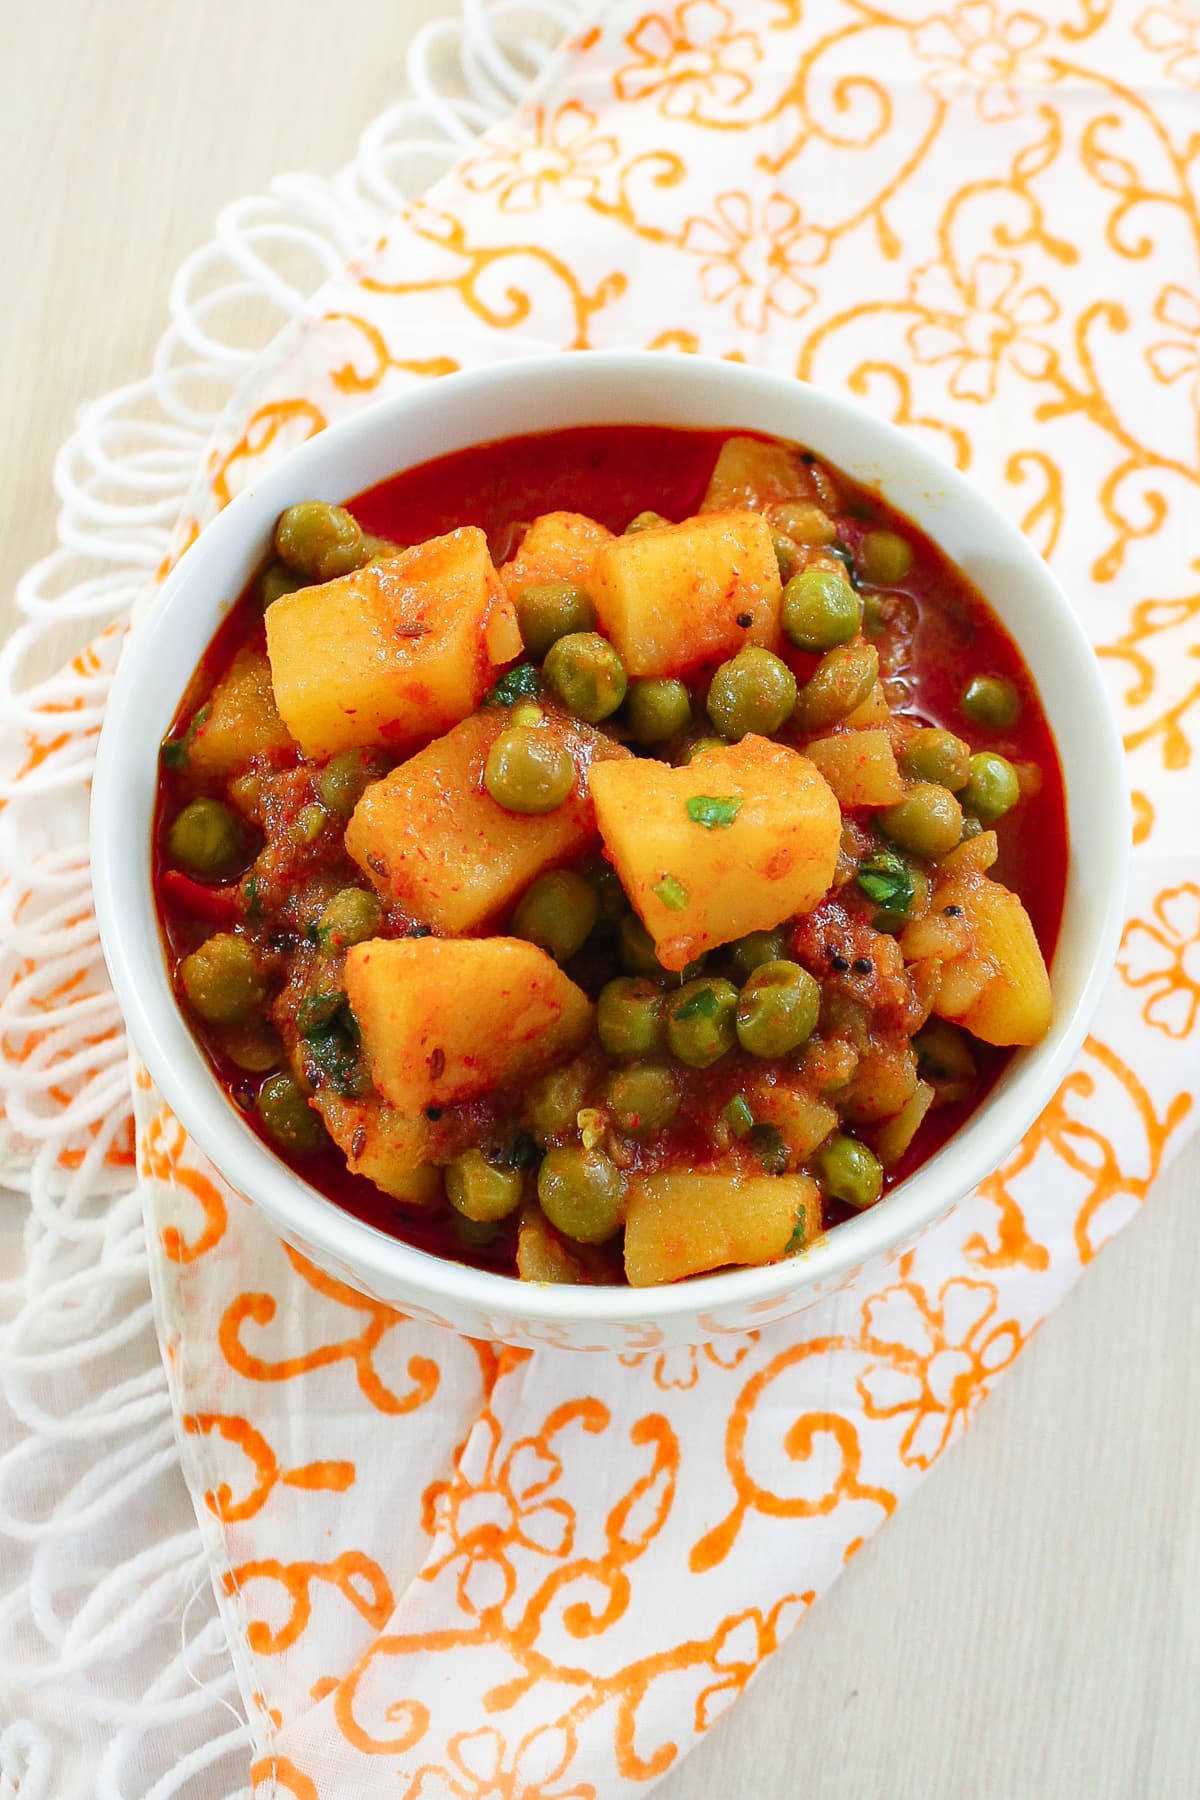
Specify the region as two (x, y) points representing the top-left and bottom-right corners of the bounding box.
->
(10, 2), (1200, 1794)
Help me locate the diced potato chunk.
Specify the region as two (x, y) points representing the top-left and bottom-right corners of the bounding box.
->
(803, 730), (904, 808)
(874, 1080), (935, 1168)
(499, 511), (611, 600)
(745, 1079), (837, 1165)
(517, 1207), (586, 1284)
(589, 510), (782, 678)
(311, 1091), (437, 1197)
(844, 682), (892, 728)
(906, 872), (1051, 1047)
(589, 735), (841, 971)
(700, 436), (811, 512)
(265, 526), (508, 758)
(345, 707), (629, 932)
(936, 829), (999, 878)
(187, 647), (294, 778)
(346, 936), (593, 1115)
(624, 1172), (820, 1286)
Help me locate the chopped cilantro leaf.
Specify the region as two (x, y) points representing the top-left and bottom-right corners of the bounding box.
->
(856, 847), (914, 916)
(785, 1210), (810, 1254)
(748, 1122), (788, 1175)
(686, 794), (743, 830)
(302, 1015), (364, 1097)
(160, 706), (209, 770)
(723, 1094), (754, 1137)
(485, 663), (539, 706)
(653, 873), (689, 912)
(673, 985), (719, 1021)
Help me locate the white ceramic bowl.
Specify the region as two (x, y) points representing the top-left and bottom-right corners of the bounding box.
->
(92, 352), (1128, 1351)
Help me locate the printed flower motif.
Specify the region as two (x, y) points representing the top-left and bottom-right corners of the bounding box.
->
(614, 0), (761, 121)
(693, 1602), (803, 1728)
(461, 103), (618, 213)
(619, 1337), (755, 1390)
(1136, 2), (1200, 87)
(1117, 883), (1200, 1039)
(682, 191), (823, 333)
(913, 1), (1051, 121)
(405, 1722), (594, 1800)
(1146, 286), (1200, 407)
(857, 1277), (1022, 1467)
(423, 1414), (573, 1614)
(907, 255), (1058, 401)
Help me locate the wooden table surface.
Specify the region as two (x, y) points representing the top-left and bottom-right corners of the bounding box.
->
(3, 6), (1197, 1796)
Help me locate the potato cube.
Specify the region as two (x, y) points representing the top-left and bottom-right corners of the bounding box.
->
(927, 872), (1052, 1046)
(844, 681), (892, 728)
(803, 730), (904, 808)
(345, 706), (628, 932)
(700, 436), (812, 512)
(745, 1078), (837, 1164)
(345, 936), (593, 1114)
(624, 1172), (820, 1286)
(589, 735), (841, 971)
(873, 1080), (936, 1169)
(187, 647), (294, 778)
(589, 510), (782, 678)
(499, 511), (611, 600)
(313, 1092), (439, 1199)
(265, 526), (508, 758)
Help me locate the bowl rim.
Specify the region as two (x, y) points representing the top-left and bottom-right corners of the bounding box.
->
(91, 349), (1129, 1327)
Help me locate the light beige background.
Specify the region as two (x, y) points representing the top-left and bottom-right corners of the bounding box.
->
(3, 5), (1196, 1796)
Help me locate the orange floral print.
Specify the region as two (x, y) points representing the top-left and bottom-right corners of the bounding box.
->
(423, 1412), (575, 1614)
(404, 1723), (594, 1800)
(1147, 286), (1200, 410)
(1136, 1), (1200, 86)
(912, 1), (1051, 121)
(858, 1278), (1023, 1468)
(619, 1337), (754, 1390)
(682, 192), (822, 332)
(693, 1599), (808, 1729)
(462, 104), (618, 214)
(614, 1), (761, 121)
(1118, 884), (1200, 1038)
(907, 255), (1058, 401)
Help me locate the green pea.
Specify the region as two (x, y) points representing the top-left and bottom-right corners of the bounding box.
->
(584, 861), (627, 922)
(484, 727), (576, 814)
(728, 928), (789, 981)
(781, 568), (862, 653)
(899, 727), (971, 792)
(318, 888), (382, 950)
(792, 643), (879, 733)
(606, 1061), (680, 1136)
(622, 678), (691, 745)
(618, 914), (703, 982)
(815, 1133), (883, 1208)
(597, 977), (665, 1059)
(256, 1073), (325, 1155)
(666, 977), (739, 1069)
(680, 736), (728, 766)
(736, 960), (820, 1058)
(259, 562), (305, 607)
(515, 581), (597, 660)
(706, 648), (797, 739)
(511, 870), (598, 962)
(289, 803), (327, 847)
(274, 502), (367, 581)
(773, 533), (800, 583)
(543, 632), (627, 723)
(446, 1148), (525, 1222)
(879, 782), (964, 859)
(316, 750), (374, 818)
(525, 1059), (591, 1137)
(179, 933), (266, 1025)
(859, 529), (914, 586)
(962, 674), (1021, 731)
(537, 1146), (624, 1243)
(625, 509), (668, 534)
(221, 1022), (282, 1073)
(166, 799), (243, 879)
(914, 1019), (976, 1102)
(453, 1213), (500, 1251)
(960, 751), (1020, 823)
